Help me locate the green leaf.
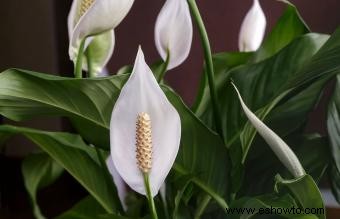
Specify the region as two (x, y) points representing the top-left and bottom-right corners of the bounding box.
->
(327, 74), (340, 204)
(55, 196), (133, 219)
(287, 28), (340, 90)
(0, 125), (121, 214)
(295, 135), (329, 182)
(329, 164), (340, 204)
(0, 69), (128, 149)
(229, 193), (297, 219)
(327, 75), (340, 172)
(266, 78), (329, 137)
(194, 0), (311, 130)
(254, 1), (309, 61)
(22, 153), (63, 219)
(226, 33), (328, 144)
(195, 32), (329, 148)
(193, 52), (253, 116)
(241, 135), (330, 197)
(0, 69), (229, 212)
(194, 0), (310, 123)
(229, 175), (324, 218)
(216, 33), (329, 195)
(238, 65), (333, 169)
(172, 175), (194, 218)
(164, 87), (230, 210)
(56, 196), (106, 219)
(275, 175), (325, 219)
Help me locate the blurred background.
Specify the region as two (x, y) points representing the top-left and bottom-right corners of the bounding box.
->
(0, 0), (339, 218)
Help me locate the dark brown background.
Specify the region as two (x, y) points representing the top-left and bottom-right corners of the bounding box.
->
(0, 0), (339, 218)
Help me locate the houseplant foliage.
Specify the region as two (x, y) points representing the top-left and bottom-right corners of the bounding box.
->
(1, 0), (340, 218)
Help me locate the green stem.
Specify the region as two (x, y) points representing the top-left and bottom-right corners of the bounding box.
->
(187, 0), (223, 137)
(74, 39), (86, 78)
(86, 48), (96, 78)
(143, 173), (159, 219)
(157, 50), (170, 83)
(194, 195), (211, 219)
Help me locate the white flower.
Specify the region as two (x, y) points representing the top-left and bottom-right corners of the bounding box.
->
(68, 0), (134, 72)
(110, 47), (181, 197)
(238, 0), (266, 52)
(106, 156), (128, 210)
(155, 0), (193, 70)
(232, 83), (305, 178)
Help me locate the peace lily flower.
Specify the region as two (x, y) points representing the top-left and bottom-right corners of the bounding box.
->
(110, 47), (181, 197)
(232, 83), (305, 178)
(238, 0), (266, 52)
(68, 0), (134, 75)
(154, 0), (193, 70)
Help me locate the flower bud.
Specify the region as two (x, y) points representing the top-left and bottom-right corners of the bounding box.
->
(155, 0), (193, 70)
(238, 0), (266, 52)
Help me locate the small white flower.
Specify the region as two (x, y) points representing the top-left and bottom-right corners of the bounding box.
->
(238, 0), (266, 52)
(232, 83), (305, 178)
(110, 47), (181, 197)
(68, 0), (134, 73)
(155, 0), (193, 70)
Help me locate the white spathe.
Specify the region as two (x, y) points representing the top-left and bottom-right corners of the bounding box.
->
(238, 0), (266, 52)
(68, 0), (134, 73)
(232, 83), (305, 178)
(155, 0), (193, 70)
(106, 156), (128, 210)
(110, 47), (181, 197)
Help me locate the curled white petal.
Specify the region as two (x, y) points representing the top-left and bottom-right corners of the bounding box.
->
(110, 47), (181, 197)
(155, 0), (193, 70)
(238, 0), (266, 52)
(67, 0), (78, 39)
(68, 0), (134, 61)
(106, 156), (128, 210)
(232, 83), (305, 177)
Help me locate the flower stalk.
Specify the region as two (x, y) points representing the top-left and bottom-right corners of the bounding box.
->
(186, 0), (223, 137)
(74, 39), (85, 78)
(157, 50), (170, 83)
(143, 173), (159, 219)
(136, 112), (158, 219)
(85, 48), (94, 78)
